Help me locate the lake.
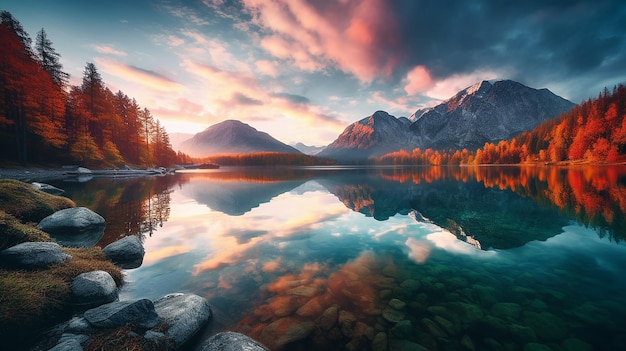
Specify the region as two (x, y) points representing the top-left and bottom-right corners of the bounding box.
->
(51, 165), (626, 350)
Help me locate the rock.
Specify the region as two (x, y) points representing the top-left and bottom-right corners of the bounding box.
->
(38, 207), (106, 247)
(433, 316), (455, 336)
(491, 302), (521, 321)
(84, 299), (159, 329)
(317, 306), (339, 331)
(154, 293), (212, 347)
(71, 270), (118, 308)
(32, 182), (65, 195)
(201, 332), (269, 351)
(388, 298), (406, 310)
(48, 338), (83, 351)
(77, 167), (92, 174)
(523, 311), (568, 341)
(510, 323), (537, 342)
(338, 310), (357, 338)
(421, 317), (447, 338)
(65, 317), (93, 335)
(58, 333), (89, 346)
(371, 332), (387, 351)
(0, 241), (71, 268)
(259, 317), (315, 350)
(296, 295), (326, 317)
(144, 331), (166, 342)
(381, 307), (405, 323)
(390, 320), (412, 338)
(101, 235), (145, 269)
(389, 339), (429, 351)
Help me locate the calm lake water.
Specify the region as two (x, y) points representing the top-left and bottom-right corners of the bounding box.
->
(52, 166), (626, 351)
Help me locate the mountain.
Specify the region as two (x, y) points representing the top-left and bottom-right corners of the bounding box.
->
(179, 120), (301, 157)
(291, 142), (325, 155)
(409, 80), (575, 150)
(169, 132), (194, 152)
(318, 111), (418, 160)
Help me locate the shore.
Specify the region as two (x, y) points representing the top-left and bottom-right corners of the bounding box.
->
(0, 167), (68, 182)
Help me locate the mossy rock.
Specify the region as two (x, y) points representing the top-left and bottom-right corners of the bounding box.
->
(0, 211), (51, 250)
(0, 180), (75, 223)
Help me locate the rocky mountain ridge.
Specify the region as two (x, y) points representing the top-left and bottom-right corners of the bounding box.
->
(320, 80), (574, 160)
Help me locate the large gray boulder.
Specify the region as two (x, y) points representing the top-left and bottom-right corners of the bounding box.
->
(201, 332), (269, 351)
(154, 293), (212, 348)
(71, 270), (118, 308)
(84, 299), (160, 329)
(47, 338), (83, 351)
(102, 235), (144, 269)
(0, 242), (71, 268)
(38, 207), (106, 247)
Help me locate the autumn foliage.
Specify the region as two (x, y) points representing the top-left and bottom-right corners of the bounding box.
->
(0, 11), (183, 167)
(378, 84), (626, 165)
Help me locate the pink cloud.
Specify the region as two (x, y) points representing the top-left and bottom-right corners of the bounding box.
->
(93, 45), (127, 57)
(424, 69), (507, 100)
(404, 65), (433, 95)
(181, 59), (345, 143)
(95, 58), (184, 92)
(255, 59), (279, 77)
(241, 0), (401, 82)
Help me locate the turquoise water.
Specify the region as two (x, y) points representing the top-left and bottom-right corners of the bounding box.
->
(56, 166), (626, 350)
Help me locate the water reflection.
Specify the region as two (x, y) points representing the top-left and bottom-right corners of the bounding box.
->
(52, 166), (626, 350)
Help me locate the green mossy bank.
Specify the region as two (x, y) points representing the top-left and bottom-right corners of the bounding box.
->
(0, 179), (123, 348)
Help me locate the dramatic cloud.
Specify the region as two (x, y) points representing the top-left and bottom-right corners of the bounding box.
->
(240, 0), (402, 82)
(403, 66), (433, 95)
(95, 58), (184, 92)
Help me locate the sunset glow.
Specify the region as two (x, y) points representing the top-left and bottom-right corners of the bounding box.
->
(3, 0), (623, 146)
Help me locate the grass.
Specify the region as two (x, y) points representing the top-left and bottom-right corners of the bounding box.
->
(0, 179), (75, 223)
(0, 245), (124, 345)
(0, 179), (172, 351)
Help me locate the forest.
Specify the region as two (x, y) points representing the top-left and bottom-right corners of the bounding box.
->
(378, 83), (626, 165)
(0, 11), (184, 167)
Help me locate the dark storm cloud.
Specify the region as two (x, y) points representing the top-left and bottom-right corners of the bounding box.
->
(391, 0), (626, 100)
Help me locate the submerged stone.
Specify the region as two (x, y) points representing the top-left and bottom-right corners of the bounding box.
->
(388, 298), (406, 310)
(317, 306), (338, 331)
(259, 317), (315, 350)
(523, 311), (568, 341)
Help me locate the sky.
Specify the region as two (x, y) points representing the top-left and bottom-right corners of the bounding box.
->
(3, 0), (626, 146)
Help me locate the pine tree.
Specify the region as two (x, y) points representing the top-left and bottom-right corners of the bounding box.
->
(35, 28), (69, 87)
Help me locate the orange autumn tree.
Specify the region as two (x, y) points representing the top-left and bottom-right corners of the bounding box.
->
(0, 11), (186, 167)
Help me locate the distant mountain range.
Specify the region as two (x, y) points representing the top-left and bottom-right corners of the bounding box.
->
(172, 80), (575, 161)
(291, 142), (325, 155)
(320, 80), (574, 160)
(178, 120), (300, 157)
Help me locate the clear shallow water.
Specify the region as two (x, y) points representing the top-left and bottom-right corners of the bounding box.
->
(54, 166), (626, 350)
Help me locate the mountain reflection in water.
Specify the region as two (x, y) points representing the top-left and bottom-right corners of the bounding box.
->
(52, 165), (626, 350)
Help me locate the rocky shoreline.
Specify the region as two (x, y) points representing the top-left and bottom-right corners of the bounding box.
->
(0, 177), (269, 351)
